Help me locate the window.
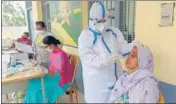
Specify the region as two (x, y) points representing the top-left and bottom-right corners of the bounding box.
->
(2, 1), (28, 39)
(88, 1), (136, 43)
(123, 1), (136, 43)
(42, 1), (51, 31)
(26, 1), (35, 40)
(26, 1), (32, 10)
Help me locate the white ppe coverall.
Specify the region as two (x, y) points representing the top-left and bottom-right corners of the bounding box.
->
(78, 2), (134, 103)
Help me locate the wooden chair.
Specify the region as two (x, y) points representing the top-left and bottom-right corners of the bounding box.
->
(158, 92), (165, 103)
(56, 55), (79, 103)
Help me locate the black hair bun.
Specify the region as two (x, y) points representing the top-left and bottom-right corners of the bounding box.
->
(55, 39), (61, 45)
(43, 36), (61, 45)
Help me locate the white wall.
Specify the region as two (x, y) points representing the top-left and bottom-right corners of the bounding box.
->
(135, 1), (176, 85)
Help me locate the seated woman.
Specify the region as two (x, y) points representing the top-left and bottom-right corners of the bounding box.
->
(109, 44), (159, 103)
(24, 36), (74, 103)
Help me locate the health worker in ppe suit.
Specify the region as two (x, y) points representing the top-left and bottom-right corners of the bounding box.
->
(78, 2), (136, 103)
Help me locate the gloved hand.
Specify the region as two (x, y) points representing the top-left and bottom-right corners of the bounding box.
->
(109, 53), (123, 64)
(40, 62), (46, 67)
(40, 62), (48, 74)
(42, 68), (48, 74)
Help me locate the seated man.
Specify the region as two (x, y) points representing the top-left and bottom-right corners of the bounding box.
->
(10, 32), (32, 48)
(10, 32), (33, 59)
(109, 43), (159, 103)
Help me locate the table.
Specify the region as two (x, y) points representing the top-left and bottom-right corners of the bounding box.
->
(2, 70), (46, 103)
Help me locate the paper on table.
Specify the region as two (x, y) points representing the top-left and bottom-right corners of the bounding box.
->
(2, 54), (11, 62)
(2, 54), (11, 71)
(2, 50), (18, 54)
(15, 41), (34, 53)
(14, 53), (29, 60)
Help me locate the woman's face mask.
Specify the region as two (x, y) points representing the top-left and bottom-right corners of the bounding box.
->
(44, 45), (53, 53)
(36, 30), (45, 35)
(22, 36), (28, 41)
(45, 48), (52, 53)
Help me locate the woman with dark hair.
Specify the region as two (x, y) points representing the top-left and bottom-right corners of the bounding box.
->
(24, 36), (74, 103)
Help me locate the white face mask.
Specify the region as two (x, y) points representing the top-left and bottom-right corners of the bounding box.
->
(95, 23), (104, 33)
(94, 21), (108, 33)
(45, 48), (52, 53)
(36, 30), (45, 35)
